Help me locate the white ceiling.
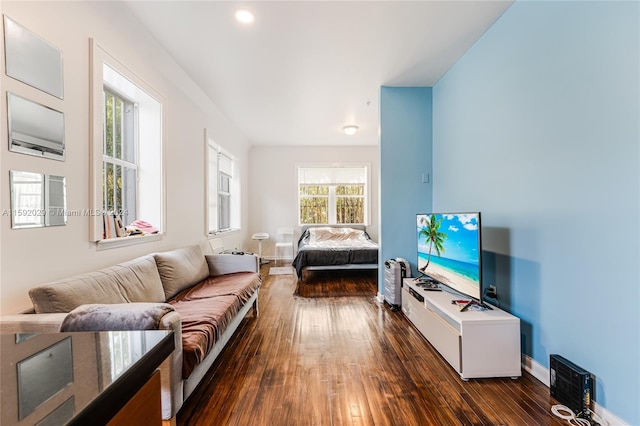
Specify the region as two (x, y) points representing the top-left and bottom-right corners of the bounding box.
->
(124, 1), (513, 147)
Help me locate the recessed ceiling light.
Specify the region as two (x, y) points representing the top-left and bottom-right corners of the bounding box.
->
(342, 125), (359, 136)
(235, 9), (255, 24)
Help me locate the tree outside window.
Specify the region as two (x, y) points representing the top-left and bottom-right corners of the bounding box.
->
(298, 166), (368, 225)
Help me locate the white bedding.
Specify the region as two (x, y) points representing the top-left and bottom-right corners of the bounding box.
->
(307, 227), (378, 248)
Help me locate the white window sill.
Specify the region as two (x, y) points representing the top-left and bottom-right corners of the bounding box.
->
(208, 228), (240, 237)
(96, 233), (163, 251)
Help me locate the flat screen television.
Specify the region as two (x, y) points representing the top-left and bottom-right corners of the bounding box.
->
(416, 212), (485, 306)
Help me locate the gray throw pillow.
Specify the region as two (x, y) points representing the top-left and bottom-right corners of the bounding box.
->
(154, 245), (209, 299)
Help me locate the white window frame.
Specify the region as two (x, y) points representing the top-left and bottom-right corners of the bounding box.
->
(218, 154), (232, 230)
(89, 39), (166, 249)
(205, 132), (240, 235)
(102, 87), (137, 227)
(297, 163), (370, 226)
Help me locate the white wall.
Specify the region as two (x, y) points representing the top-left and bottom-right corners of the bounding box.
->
(0, 1), (251, 314)
(247, 145), (379, 259)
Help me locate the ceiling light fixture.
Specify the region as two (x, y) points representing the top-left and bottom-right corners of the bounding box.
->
(235, 9), (255, 24)
(342, 125), (359, 136)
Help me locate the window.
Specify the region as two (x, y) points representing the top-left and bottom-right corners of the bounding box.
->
(90, 40), (164, 246)
(207, 137), (240, 234)
(103, 88), (136, 227)
(298, 165), (369, 225)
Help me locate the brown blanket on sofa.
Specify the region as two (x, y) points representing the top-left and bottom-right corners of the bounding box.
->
(171, 272), (259, 305)
(168, 272), (261, 378)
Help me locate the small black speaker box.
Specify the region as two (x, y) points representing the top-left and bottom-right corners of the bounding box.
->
(550, 354), (594, 418)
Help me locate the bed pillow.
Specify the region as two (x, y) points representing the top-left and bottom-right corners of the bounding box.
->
(309, 227), (365, 243)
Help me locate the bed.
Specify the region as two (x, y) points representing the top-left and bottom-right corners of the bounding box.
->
(291, 225), (379, 280)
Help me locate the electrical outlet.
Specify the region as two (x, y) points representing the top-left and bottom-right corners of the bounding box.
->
(486, 285), (497, 298)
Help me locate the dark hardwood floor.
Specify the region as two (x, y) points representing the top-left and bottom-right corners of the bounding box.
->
(177, 266), (564, 425)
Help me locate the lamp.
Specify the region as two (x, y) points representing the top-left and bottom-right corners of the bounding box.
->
(342, 125), (359, 136)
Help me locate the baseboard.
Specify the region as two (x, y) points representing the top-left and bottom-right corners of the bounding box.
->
(521, 354), (627, 425)
(521, 354), (549, 386)
(264, 256), (292, 262)
(376, 292), (384, 303)
(592, 403), (628, 426)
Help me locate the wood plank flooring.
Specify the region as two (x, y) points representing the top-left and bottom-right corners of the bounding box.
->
(177, 266), (564, 425)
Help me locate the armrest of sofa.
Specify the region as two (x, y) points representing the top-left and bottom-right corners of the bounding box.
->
(0, 313), (68, 333)
(155, 310), (184, 420)
(205, 254), (259, 276)
(60, 302), (175, 332)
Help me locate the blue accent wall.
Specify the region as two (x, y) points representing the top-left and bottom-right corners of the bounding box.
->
(432, 1), (639, 423)
(379, 87), (432, 293)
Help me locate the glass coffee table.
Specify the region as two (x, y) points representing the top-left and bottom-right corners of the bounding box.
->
(0, 329), (174, 426)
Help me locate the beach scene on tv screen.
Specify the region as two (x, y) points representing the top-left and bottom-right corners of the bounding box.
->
(417, 213), (480, 298)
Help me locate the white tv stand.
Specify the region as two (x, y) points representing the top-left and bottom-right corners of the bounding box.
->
(402, 278), (521, 380)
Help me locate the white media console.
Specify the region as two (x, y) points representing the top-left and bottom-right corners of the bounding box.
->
(401, 278), (521, 380)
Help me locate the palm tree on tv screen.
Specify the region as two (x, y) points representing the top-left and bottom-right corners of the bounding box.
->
(419, 214), (447, 272)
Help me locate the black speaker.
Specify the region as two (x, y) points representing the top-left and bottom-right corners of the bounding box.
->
(550, 354), (594, 419)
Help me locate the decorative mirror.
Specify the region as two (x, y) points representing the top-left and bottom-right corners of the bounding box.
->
(10, 171), (67, 228)
(3, 15), (64, 99)
(8, 92), (65, 161)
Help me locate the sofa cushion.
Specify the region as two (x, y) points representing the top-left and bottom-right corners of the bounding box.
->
(165, 272), (260, 379)
(29, 255), (166, 313)
(170, 295), (242, 379)
(170, 272), (261, 305)
(60, 302), (175, 332)
(154, 245), (210, 300)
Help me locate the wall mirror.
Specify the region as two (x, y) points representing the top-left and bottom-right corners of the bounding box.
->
(3, 15), (64, 99)
(8, 92), (65, 161)
(10, 171), (67, 228)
